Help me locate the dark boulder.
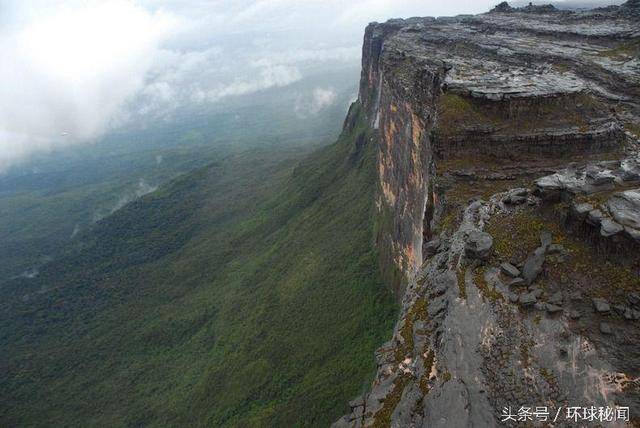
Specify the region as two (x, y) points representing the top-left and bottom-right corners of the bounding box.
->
(546, 304), (563, 314)
(519, 292), (537, 307)
(522, 248), (545, 285)
(628, 292), (640, 307)
(500, 262), (520, 278)
(599, 323), (612, 335)
(465, 231), (493, 261)
(592, 298), (611, 313)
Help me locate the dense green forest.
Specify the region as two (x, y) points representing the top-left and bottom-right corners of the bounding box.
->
(0, 69), (357, 281)
(0, 103), (396, 426)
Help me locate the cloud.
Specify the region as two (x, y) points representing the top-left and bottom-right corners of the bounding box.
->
(93, 178), (158, 222)
(191, 64), (302, 103)
(1, 0), (510, 169)
(295, 87), (338, 118)
(0, 0), (178, 170)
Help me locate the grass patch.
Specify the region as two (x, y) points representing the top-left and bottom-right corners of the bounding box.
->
(419, 349), (435, 395)
(371, 374), (411, 428)
(474, 267), (504, 303)
(486, 208), (640, 304)
(437, 93), (487, 138)
(395, 296), (428, 363)
(626, 122), (640, 138)
(599, 40), (640, 61)
(436, 92), (607, 139)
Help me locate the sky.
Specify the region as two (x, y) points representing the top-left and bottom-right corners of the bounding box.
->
(0, 0), (623, 169)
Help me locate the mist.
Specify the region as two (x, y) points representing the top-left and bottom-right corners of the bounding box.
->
(0, 0), (619, 169)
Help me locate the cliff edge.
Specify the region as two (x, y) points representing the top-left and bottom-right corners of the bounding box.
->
(337, 1), (640, 426)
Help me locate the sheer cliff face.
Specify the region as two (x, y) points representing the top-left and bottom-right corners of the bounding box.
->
(360, 21), (445, 293)
(361, 4), (639, 294)
(339, 3), (640, 426)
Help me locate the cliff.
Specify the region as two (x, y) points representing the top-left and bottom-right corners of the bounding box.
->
(337, 1), (640, 426)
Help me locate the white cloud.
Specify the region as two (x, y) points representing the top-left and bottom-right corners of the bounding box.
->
(295, 87), (339, 118)
(192, 64), (303, 103)
(0, 0), (509, 169)
(0, 0), (179, 170)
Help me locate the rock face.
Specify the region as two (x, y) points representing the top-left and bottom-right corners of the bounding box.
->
(608, 189), (640, 229)
(365, 0), (640, 295)
(336, 1), (640, 426)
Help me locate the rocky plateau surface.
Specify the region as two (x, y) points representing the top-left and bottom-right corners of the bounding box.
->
(336, 1), (640, 426)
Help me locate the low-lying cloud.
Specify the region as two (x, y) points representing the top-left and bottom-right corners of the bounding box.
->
(295, 87), (339, 118)
(192, 64), (303, 103)
(92, 178), (158, 222)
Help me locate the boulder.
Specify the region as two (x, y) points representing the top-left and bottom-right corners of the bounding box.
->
(624, 309), (640, 321)
(585, 166), (615, 187)
(624, 308), (635, 320)
(600, 219), (624, 237)
(519, 292), (537, 307)
(548, 291), (563, 306)
(530, 287), (543, 299)
(628, 292), (640, 307)
(568, 310), (581, 319)
(540, 231), (553, 249)
(620, 158), (640, 182)
(465, 231), (493, 260)
(613, 305), (627, 316)
(607, 189), (640, 229)
(586, 209), (604, 226)
(547, 304), (563, 314)
(535, 174), (564, 200)
(522, 248), (545, 285)
(502, 188), (528, 205)
(592, 298), (611, 313)
(570, 202), (593, 220)
(500, 262), (520, 278)
(508, 277), (526, 287)
(599, 323), (612, 335)
(508, 292), (519, 303)
(569, 291), (583, 301)
(547, 244), (565, 254)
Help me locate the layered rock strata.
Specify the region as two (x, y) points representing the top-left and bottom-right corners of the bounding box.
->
(337, 1), (640, 426)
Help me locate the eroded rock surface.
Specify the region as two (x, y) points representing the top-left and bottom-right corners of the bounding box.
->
(364, 0), (640, 295)
(336, 1), (640, 426)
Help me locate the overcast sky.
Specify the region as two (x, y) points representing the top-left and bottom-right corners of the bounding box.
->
(0, 0), (622, 169)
